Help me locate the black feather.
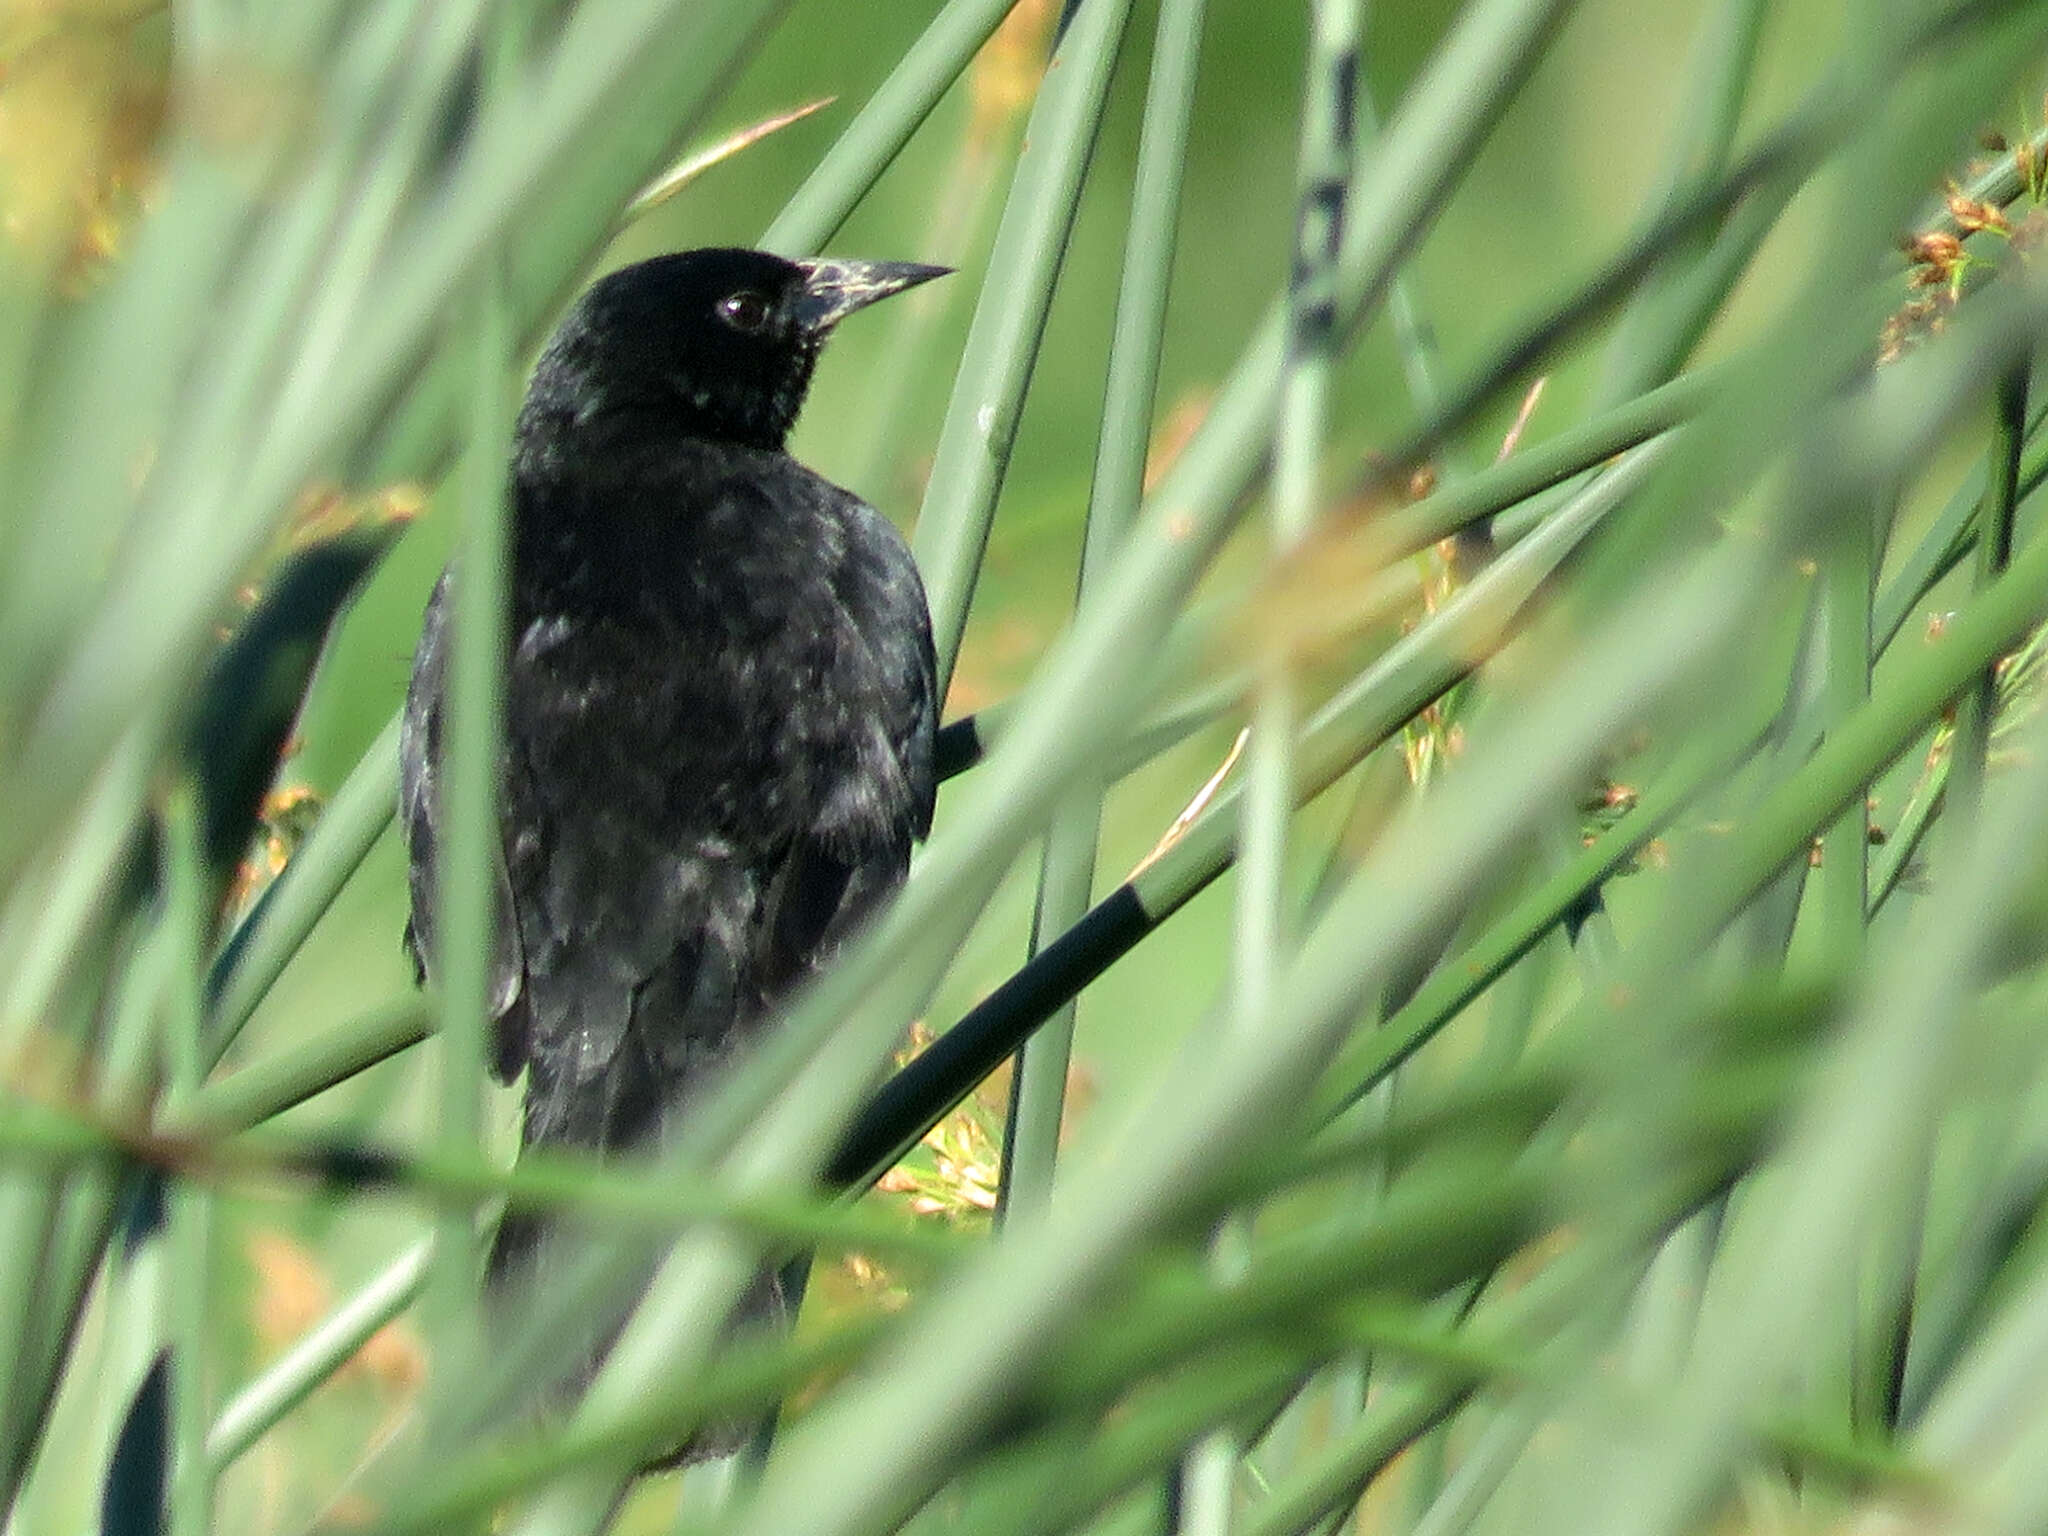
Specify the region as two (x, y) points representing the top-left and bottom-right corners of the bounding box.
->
(400, 247), (941, 1457)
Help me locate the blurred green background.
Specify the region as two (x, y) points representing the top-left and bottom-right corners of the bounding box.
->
(11, 0), (1884, 1525)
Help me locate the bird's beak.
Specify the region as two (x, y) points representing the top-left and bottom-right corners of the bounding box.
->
(791, 258), (952, 332)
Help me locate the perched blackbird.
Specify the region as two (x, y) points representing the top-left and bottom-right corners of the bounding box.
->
(400, 248), (946, 1443)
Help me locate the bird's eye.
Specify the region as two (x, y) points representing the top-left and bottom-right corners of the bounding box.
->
(717, 291), (773, 332)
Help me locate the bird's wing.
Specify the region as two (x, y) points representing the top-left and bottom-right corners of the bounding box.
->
(856, 496), (939, 841)
(489, 568), (765, 1159)
(753, 481), (937, 995)
(490, 462), (937, 1155)
(398, 570), (531, 1083)
(509, 811), (758, 1151)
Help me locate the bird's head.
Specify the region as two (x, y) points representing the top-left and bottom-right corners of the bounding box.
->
(521, 247), (950, 453)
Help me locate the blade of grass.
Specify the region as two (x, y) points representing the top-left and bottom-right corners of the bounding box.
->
(160, 787), (214, 1536)
(760, 0), (1026, 257)
(1947, 367), (2027, 833)
(0, 908), (176, 1516)
(911, 0), (1137, 698)
(181, 996), (435, 1137)
(1592, 0), (1769, 399)
(204, 711), (402, 1061)
(0, 721), (154, 1057)
(1871, 398), (2048, 656)
(623, 96), (835, 226)
(424, 245), (516, 1391)
(1866, 363), (2032, 1436)
(1000, 0), (1208, 1223)
(1304, 702), (1779, 1127)
(205, 1240), (432, 1475)
(1188, 2), (1365, 1523)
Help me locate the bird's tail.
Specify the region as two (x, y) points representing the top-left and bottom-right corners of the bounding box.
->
(481, 1045), (791, 1463)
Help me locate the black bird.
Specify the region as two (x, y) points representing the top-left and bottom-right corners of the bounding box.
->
(399, 248), (945, 1439)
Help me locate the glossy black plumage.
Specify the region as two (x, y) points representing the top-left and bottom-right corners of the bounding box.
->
(399, 248), (943, 1433)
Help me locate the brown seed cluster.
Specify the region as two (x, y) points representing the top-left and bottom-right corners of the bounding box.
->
(1883, 135), (2048, 362)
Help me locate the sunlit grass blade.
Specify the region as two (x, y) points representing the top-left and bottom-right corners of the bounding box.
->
(910, 0), (1137, 694)
(762, 0), (1026, 257)
(1001, 0), (1209, 1224)
(623, 97), (835, 225)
